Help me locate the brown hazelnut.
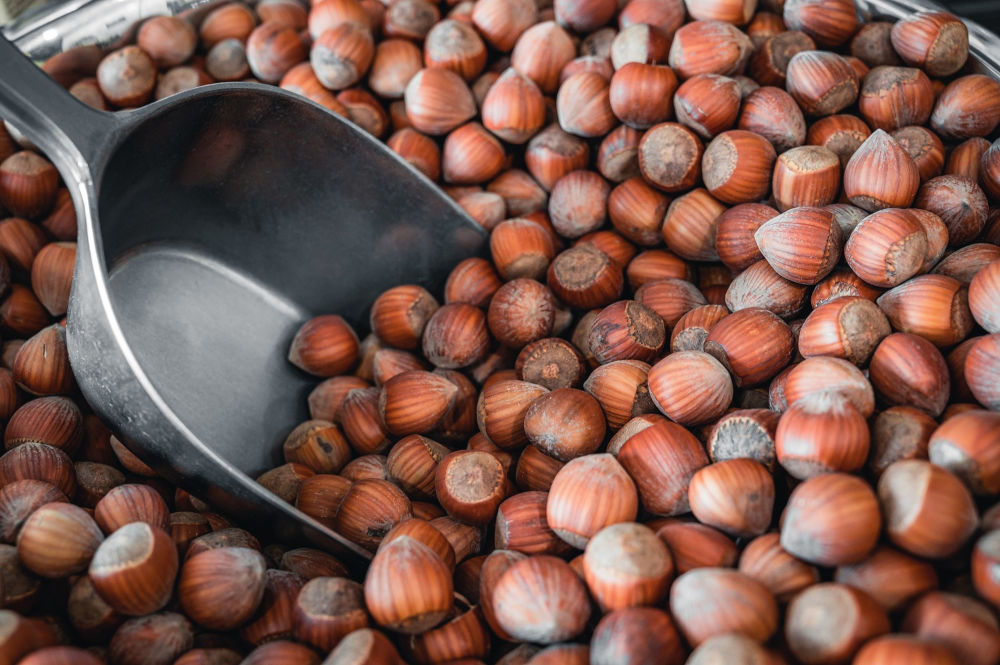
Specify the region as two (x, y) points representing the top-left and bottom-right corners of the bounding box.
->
(637, 122), (704, 192)
(876, 274), (974, 347)
(648, 351), (733, 425)
(878, 459), (977, 559)
(785, 583), (890, 665)
(781, 473), (881, 566)
(546, 453), (638, 549)
(673, 74), (742, 139)
(669, 568), (778, 646)
(869, 332), (950, 416)
(667, 20), (753, 79)
(583, 522), (673, 612)
(491, 554), (589, 643)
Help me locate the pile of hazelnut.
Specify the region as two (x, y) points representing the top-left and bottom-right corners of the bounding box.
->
(3, 0), (1000, 662)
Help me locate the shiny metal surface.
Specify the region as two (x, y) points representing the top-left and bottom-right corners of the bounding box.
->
(0, 36), (484, 563)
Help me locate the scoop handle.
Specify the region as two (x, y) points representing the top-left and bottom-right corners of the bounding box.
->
(0, 34), (120, 173)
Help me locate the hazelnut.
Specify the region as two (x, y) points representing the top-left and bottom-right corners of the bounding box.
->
(177, 547), (267, 630)
(582, 360), (657, 430)
(648, 351), (733, 426)
(784, 356), (875, 416)
(893, 126), (945, 182)
(283, 420), (351, 474)
(858, 66), (934, 132)
(288, 315), (360, 377)
(876, 274), (974, 347)
(928, 409), (1000, 495)
(13, 326), (73, 397)
(609, 64), (677, 130)
(891, 11), (969, 76)
(492, 554), (589, 643)
(289, 577), (366, 652)
(17, 502), (102, 578)
(878, 459), (977, 559)
(688, 459), (774, 537)
(843, 130), (920, 212)
(334, 479), (411, 550)
(902, 592), (1000, 665)
(423, 18), (485, 81)
(108, 613), (194, 665)
(494, 491), (571, 556)
(704, 307), (793, 387)
(339, 388), (392, 455)
(655, 519), (738, 574)
(797, 296), (891, 365)
(806, 114), (871, 168)
(725, 259), (809, 319)
(973, 530), (1000, 608)
(869, 332), (950, 416)
(240, 641), (320, 665)
(378, 370), (458, 437)
(489, 218), (558, 281)
(931, 74), (1000, 140)
(667, 20), (753, 79)
(780, 473), (881, 566)
(868, 406), (936, 476)
(280, 547), (349, 580)
(964, 335), (1000, 412)
(609, 22), (670, 69)
(611, 417), (707, 516)
(673, 74), (742, 139)
(669, 568), (778, 646)
(853, 635), (960, 665)
(556, 72), (616, 139)
(199, 2), (256, 46)
(785, 583), (890, 665)
(587, 300), (664, 365)
(755, 206), (842, 285)
(477, 379), (549, 449)
(547, 245), (625, 309)
(739, 531), (819, 601)
(915, 175), (989, 247)
(548, 170), (610, 239)
(786, 50), (858, 116)
(4, 396), (83, 456)
(583, 522), (673, 610)
(810, 266), (883, 308)
(404, 68), (477, 135)
(325, 627), (401, 664)
(421, 303), (490, 369)
(834, 545), (938, 611)
(511, 21), (576, 94)
(94, 483), (170, 534)
(590, 607), (685, 665)
(687, 633), (778, 665)
(245, 22), (307, 83)
(934, 244), (1000, 286)
(525, 124), (590, 191)
(945, 137), (991, 181)
(240, 568), (304, 646)
(524, 388), (606, 462)
(707, 408), (779, 471)
(783, 0), (858, 47)
(434, 450), (507, 525)
(546, 453), (638, 549)
(637, 122), (704, 193)
(89, 523), (177, 616)
(775, 391), (870, 479)
(702, 130), (777, 204)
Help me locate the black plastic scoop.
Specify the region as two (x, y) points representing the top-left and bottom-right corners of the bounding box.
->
(0, 36), (485, 562)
